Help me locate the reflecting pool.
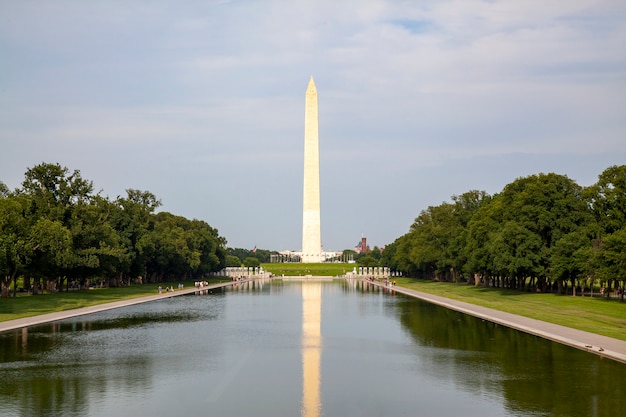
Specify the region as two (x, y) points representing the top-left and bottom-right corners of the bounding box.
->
(0, 279), (623, 417)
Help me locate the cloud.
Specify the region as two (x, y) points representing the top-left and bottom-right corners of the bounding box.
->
(1, 0), (625, 251)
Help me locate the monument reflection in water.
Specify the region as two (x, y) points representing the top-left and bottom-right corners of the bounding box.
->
(0, 279), (624, 417)
(301, 281), (322, 417)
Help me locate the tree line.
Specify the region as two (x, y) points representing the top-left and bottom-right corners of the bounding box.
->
(381, 165), (626, 295)
(0, 163), (228, 297)
(226, 247), (271, 267)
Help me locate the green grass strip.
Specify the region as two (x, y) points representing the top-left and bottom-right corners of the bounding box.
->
(0, 279), (229, 322)
(393, 277), (626, 341)
(262, 262), (355, 277)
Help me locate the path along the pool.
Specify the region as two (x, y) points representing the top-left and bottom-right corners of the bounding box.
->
(372, 281), (626, 364)
(0, 280), (242, 334)
(1, 278), (625, 364)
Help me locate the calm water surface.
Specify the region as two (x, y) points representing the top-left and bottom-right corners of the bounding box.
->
(0, 279), (623, 417)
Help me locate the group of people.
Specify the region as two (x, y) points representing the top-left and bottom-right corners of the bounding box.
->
(157, 285), (179, 294)
(365, 276), (396, 286)
(600, 286), (625, 302)
(156, 281), (210, 294)
(157, 283), (184, 294)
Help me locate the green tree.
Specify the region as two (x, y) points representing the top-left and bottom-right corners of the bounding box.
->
(243, 257), (260, 268)
(452, 190), (490, 283)
(186, 218), (226, 275)
(0, 181), (9, 197)
(487, 220), (543, 289)
(464, 202), (498, 286)
(394, 190), (490, 282)
(64, 196), (128, 289)
(18, 163), (96, 292)
(357, 255), (379, 267)
(467, 173), (590, 291)
(405, 205), (448, 278)
(369, 246), (382, 261)
(138, 212), (195, 282)
(27, 218), (73, 293)
(550, 230), (593, 295)
(21, 162), (93, 222)
(0, 194), (31, 297)
(136, 212), (225, 282)
(1, 162), (229, 293)
(228, 247), (272, 263)
(596, 228), (626, 292)
(585, 165), (626, 292)
(111, 189), (161, 283)
(226, 255), (242, 267)
(379, 242), (396, 269)
(588, 165), (626, 235)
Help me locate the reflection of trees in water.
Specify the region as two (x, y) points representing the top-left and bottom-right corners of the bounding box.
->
(12, 360), (151, 415)
(395, 297), (625, 417)
(0, 341), (153, 417)
(0, 293), (229, 417)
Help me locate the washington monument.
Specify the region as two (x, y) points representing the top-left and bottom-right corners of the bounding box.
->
(301, 76), (322, 263)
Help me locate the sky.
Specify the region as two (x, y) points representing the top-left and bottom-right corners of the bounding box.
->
(1, 0), (625, 253)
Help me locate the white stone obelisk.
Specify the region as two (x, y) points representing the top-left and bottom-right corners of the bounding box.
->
(302, 76), (322, 263)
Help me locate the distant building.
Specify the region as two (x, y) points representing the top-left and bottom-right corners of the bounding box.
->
(354, 236), (370, 254)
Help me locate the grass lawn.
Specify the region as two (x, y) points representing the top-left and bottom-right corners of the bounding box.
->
(394, 277), (626, 341)
(263, 263), (354, 277)
(0, 278), (231, 322)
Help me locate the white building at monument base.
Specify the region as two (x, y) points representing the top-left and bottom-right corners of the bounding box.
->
(272, 250), (345, 263)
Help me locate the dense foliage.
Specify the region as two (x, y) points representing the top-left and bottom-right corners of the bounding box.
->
(382, 166), (626, 294)
(0, 163), (227, 297)
(227, 247), (273, 264)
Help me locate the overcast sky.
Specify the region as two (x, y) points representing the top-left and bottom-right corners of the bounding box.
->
(1, 0), (625, 252)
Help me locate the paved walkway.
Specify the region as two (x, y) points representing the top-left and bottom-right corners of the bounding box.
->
(0, 280), (242, 334)
(372, 281), (626, 364)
